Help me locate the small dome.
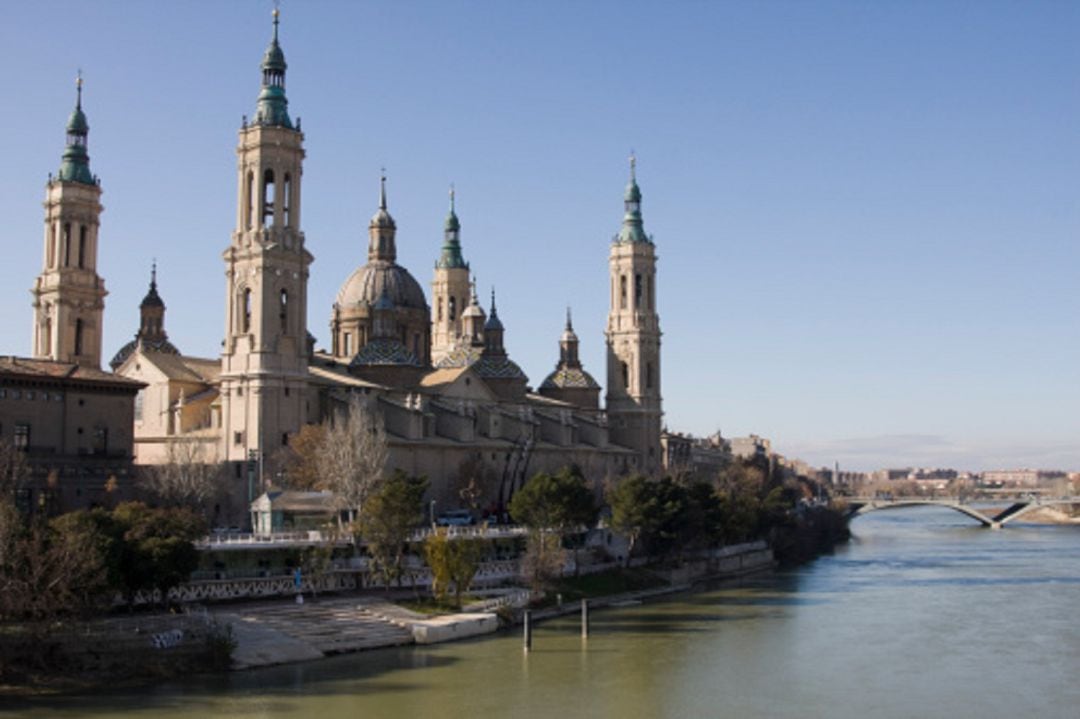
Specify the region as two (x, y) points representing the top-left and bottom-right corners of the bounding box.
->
(336, 261), (427, 311)
(462, 302), (485, 319)
(141, 284), (164, 309)
(484, 313), (504, 332)
(262, 41), (286, 72)
(371, 206), (396, 230)
(67, 107), (88, 134)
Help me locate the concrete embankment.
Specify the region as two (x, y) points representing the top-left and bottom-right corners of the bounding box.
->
(217, 597), (499, 670)
(219, 543), (774, 670)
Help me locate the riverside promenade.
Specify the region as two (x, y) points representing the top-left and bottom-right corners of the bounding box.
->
(215, 595), (500, 670)
(214, 542), (775, 670)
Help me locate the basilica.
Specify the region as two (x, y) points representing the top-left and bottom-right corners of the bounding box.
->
(29, 13), (664, 511)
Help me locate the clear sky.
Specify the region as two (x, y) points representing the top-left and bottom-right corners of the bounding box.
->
(1, 1), (1077, 472)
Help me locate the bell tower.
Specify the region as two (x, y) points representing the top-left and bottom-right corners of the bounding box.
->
(605, 155), (662, 474)
(220, 9), (312, 463)
(431, 186), (470, 361)
(32, 74), (107, 368)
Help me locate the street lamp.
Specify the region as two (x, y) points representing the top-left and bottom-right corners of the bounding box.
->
(430, 499), (436, 527)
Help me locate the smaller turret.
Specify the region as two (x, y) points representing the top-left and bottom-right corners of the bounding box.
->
(110, 263), (181, 369)
(539, 307), (600, 409)
(616, 154), (649, 245)
(460, 277), (486, 345)
(368, 172), (398, 262)
(57, 73), (95, 185)
(252, 8), (292, 129)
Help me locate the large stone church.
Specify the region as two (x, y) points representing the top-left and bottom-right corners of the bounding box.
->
(32, 12), (664, 510)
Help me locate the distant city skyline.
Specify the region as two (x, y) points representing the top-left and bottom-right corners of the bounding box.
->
(2, 1), (1077, 472)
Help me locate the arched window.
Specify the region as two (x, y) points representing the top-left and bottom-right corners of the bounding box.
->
(262, 169), (275, 228)
(48, 224), (56, 268)
(63, 223), (71, 266)
(283, 173), (292, 228)
(74, 318), (84, 356)
(635, 273), (643, 307)
(245, 171), (255, 229)
(647, 275), (654, 311)
(646, 362), (654, 390)
(279, 289), (288, 333)
(343, 333), (352, 356)
(436, 298), (443, 323)
(619, 275), (627, 309)
(449, 296), (457, 322)
(621, 361), (629, 390)
(241, 288), (252, 333)
(78, 226), (87, 269)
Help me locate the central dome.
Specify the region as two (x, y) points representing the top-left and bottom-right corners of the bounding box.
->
(335, 260), (427, 310)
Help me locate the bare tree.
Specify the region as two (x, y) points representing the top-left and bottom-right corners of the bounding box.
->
(145, 437), (224, 509)
(316, 396), (389, 524)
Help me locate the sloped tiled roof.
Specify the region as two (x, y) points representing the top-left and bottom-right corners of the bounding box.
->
(0, 356), (144, 388)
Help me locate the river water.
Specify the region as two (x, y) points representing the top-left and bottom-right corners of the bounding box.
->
(8, 507), (1080, 718)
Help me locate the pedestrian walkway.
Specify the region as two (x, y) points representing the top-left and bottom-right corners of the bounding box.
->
(216, 596), (416, 669)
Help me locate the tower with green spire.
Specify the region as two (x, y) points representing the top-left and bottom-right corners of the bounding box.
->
(431, 185), (472, 361)
(32, 73), (107, 368)
(221, 8), (312, 465)
(605, 154), (662, 474)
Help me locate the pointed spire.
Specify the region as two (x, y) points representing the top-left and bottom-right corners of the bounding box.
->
(485, 287), (504, 332)
(559, 305), (581, 368)
(437, 183), (468, 269)
(617, 152), (649, 244)
(57, 71), (94, 185)
(141, 261), (164, 309)
(369, 171), (397, 261)
(253, 6), (292, 128)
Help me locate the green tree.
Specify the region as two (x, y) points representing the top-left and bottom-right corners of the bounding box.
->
(423, 528), (485, 608)
(108, 502), (206, 607)
(511, 467), (597, 579)
(359, 471), (428, 589)
(607, 474), (665, 567)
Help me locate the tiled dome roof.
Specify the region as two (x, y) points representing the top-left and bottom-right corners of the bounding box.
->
(336, 260), (427, 311)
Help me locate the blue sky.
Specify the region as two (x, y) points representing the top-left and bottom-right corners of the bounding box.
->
(1, 1), (1077, 472)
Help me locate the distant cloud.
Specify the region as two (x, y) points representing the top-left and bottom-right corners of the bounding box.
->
(784, 434), (1080, 473)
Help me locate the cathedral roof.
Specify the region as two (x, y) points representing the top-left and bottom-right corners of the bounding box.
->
(109, 337), (181, 371)
(435, 344), (527, 380)
(348, 337), (421, 368)
(335, 260), (428, 311)
(540, 367), (600, 390)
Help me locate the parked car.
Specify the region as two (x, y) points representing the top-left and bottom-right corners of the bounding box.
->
(435, 509), (475, 527)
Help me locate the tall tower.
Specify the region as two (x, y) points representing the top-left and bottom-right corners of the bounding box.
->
(605, 156), (662, 474)
(431, 186), (470, 361)
(220, 9), (312, 463)
(32, 75), (107, 367)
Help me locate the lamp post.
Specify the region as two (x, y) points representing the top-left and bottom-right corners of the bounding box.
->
(430, 499), (436, 527)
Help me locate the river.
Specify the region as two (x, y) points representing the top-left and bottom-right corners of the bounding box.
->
(7, 506), (1080, 718)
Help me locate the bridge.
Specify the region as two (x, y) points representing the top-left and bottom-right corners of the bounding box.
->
(843, 496), (1080, 529)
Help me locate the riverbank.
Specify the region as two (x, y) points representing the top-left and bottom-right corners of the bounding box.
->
(0, 543), (776, 695)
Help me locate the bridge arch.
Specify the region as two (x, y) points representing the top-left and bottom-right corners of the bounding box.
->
(846, 500), (996, 528)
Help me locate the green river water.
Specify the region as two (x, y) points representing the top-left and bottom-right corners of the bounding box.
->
(6, 507), (1080, 718)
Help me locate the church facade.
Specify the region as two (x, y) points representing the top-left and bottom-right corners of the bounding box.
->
(95, 13), (664, 510)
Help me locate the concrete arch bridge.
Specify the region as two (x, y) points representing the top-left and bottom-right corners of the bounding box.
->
(843, 497), (1080, 529)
